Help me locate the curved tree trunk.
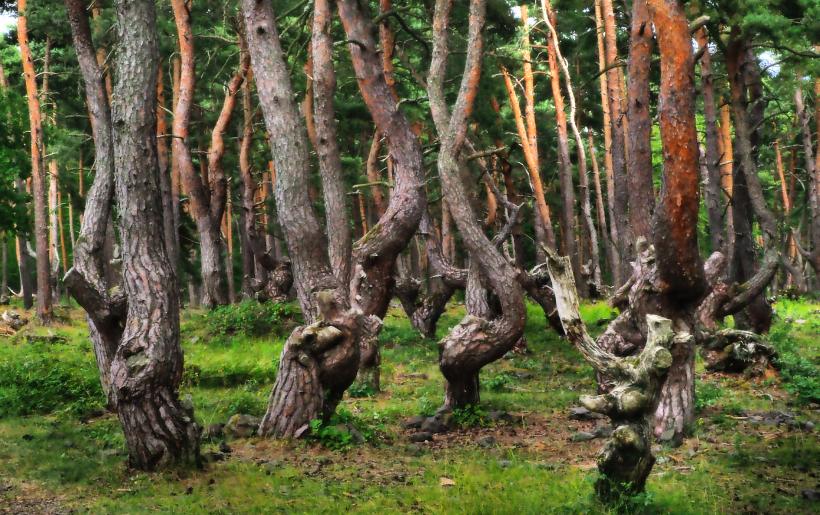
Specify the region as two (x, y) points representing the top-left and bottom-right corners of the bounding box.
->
(63, 0), (126, 410)
(170, 0), (228, 308)
(428, 0), (525, 410)
(338, 0), (427, 391)
(110, 0), (199, 469)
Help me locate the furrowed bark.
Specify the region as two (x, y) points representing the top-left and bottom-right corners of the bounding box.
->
(111, 0), (199, 469)
(242, 0), (363, 437)
(794, 86), (820, 273)
(338, 0), (427, 390)
(313, 0), (352, 289)
(428, 0), (525, 410)
(156, 66), (178, 270)
(17, 0), (52, 322)
(63, 0), (126, 409)
(626, 0), (655, 240)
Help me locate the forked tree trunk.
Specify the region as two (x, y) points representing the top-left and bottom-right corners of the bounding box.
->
(242, 0), (364, 438)
(63, 0), (127, 409)
(338, 0), (427, 391)
(17, 0), (52, 322)
(171, 0), (229, 308)
(428, 0), (525, 410)
(537, 1), (579, 284)
(110, 0), (199, 469)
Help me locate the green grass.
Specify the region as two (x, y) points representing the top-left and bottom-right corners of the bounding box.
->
(0, 298), (817, 513)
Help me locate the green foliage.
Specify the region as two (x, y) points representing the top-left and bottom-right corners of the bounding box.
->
(766, 300), (820, 404)
(307, 408), (382, 451)
(347, 381), (378, 398)
(452, 404), (488, 428)
(695, 381), (724, 412)
(201, 300), (301, 339)
(482, 372), (514, 392)
(0, 342), (104, 417)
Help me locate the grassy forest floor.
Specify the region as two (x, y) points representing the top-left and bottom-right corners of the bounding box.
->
(0, 297), (818, 514)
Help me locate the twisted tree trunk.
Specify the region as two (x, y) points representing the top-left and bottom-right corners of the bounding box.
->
(428, 0), (525, 410)
(110, 0), (199, 469)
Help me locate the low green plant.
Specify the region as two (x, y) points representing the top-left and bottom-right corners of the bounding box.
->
(483, 372), (515, 392)
(201, 300), (301, 338)
(307, 408), (381, 451)
(0, 342), (104, 417)
(452, 404), (488, 428)
(695, 381), (723, 411)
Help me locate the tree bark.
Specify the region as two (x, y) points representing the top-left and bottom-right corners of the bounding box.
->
(540, 0), (601, 294)
(242, 0), (364, 437)
(312, 0), (352, 289)
(110, 0), (199, 469)
(626, 0), (655, 240)
(63, 0), (127, 409)
(17, 0), (52, 322)
(600, 0), (630, 282)
(428, 0), (525, 410)
(337, 0), (428, 391)
(696, 28), (725, 253)
(156, 67), (178, 271)
(794, 86), (820, 273)
(594, 0), (621, 285)
(171, 0), (228, 308)
(537, 2), (579, 283)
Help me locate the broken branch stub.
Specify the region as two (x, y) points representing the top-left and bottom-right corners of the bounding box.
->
(545, 247), (683, 501)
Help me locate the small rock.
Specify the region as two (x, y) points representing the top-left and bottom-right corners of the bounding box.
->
(593, 425), (613, 439)
(224, 414), (261, 439)
(568, 406), (603, 421)
(513, 371), (533, 380)
(421, 412), (453, 434)
(439, 477), (456, 487)
(409, 431), (433, 443)
(477, 435), (497, 448)
(802, 421), (815, 432)
(570, 431), (597, 442)
(219, 441), (232, 454)
(656, 456), (669, 465)
(204, 423), (225, 441)
(801, 489), (819, 501)
(348, 426), (365, 445)
(402, 416), (426, 429)
(497, 459), (512, 468)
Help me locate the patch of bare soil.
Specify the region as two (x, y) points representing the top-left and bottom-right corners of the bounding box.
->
(0, 480), (66, 515)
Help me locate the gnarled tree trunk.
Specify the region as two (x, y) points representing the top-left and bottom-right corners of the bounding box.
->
(110, 0), (199, 469)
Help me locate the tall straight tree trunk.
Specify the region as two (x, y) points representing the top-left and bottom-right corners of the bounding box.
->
(588, 132), (609, 277)
(600, 0), (630, 282)
(171, 0), (229, 307)
(646, 0), (706, 438)
(429, 0), (525, 409)
(17, 0), (52, 322)
(794, 86), (820, 274)
(312, 0), (352, 289)
(43, 38), (61, 302)
(540, 0), (601, 292)
(537, 2), (578, 281)
(156, 67), (179, 270)
(626, 0), (655, 240)
(593, 0), (620, 285)
(718, 103), (735, 252)
(110, 0), (199, 469)
(696, 28), (725, 253)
